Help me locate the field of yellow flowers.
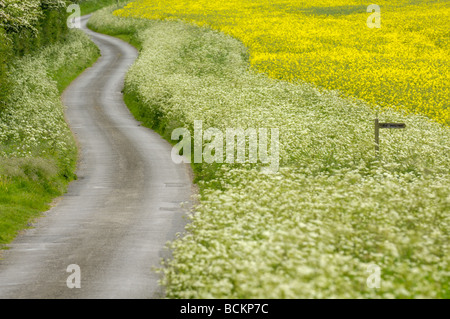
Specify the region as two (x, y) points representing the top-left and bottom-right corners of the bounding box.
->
(114, 0), (449, 126)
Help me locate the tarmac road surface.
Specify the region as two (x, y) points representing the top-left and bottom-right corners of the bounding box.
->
(0, 15), (194, 299)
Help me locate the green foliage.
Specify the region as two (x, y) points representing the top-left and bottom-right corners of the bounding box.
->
(3, 0), (69, 57)
(0, 0), (71, 106)
(0, 0), (43, 34)
(86, 2), (147, 49)
(0, 27), (12, 111)
(74, 0), (129, 15)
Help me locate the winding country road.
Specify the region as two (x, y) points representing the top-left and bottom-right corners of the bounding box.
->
(0, 15), (194, 299)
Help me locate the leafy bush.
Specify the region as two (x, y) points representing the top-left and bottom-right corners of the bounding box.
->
(0, 0), (69, 55)
(0, 0), (71, 112)
(0, 27), (12, 111)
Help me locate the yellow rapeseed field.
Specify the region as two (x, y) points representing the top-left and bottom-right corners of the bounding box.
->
(114, 0), (449, 125)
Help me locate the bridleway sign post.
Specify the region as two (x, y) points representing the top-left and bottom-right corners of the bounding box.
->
(374, 118), (406, 153)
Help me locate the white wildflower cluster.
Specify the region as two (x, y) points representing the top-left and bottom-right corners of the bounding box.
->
(0, 30), (97, 176)
(0, 0), (66, 34)
(91, 8), (450, 298)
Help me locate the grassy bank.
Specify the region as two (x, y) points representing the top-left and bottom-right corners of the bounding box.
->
(0, 30), (100, 247)
(77, 0), (130, 15)
(89, 6), (449, 298)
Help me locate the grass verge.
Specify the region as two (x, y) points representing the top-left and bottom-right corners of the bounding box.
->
(78, 0), (129, 16)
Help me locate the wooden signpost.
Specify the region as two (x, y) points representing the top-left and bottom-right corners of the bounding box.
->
(374, 118), (406, 152)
